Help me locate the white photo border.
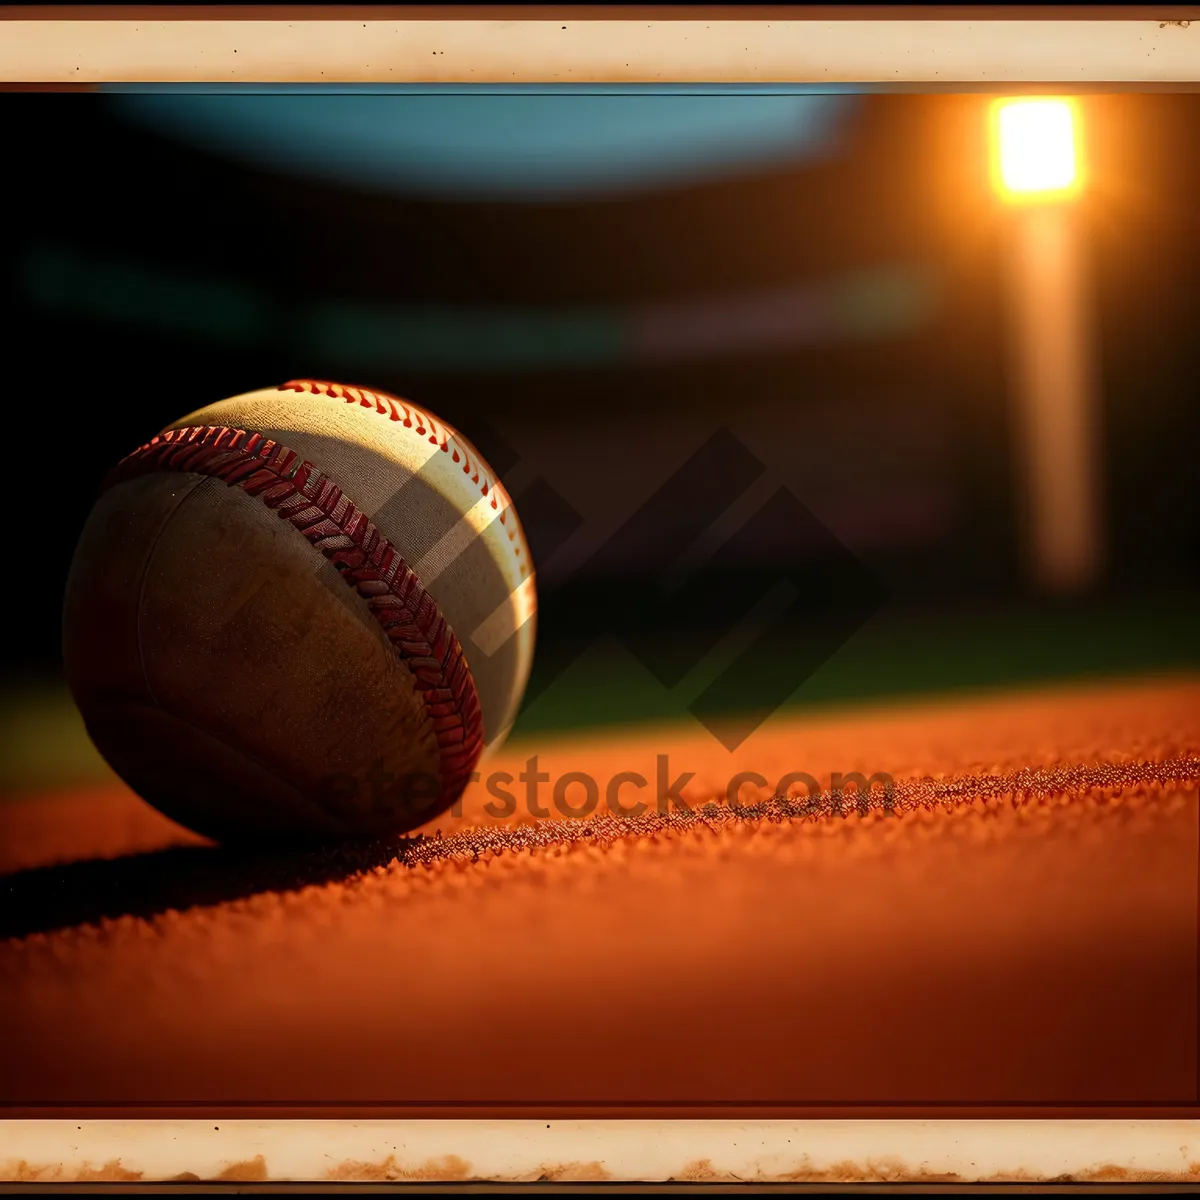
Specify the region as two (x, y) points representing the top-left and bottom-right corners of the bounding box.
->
(0, 4), (1197, 1186)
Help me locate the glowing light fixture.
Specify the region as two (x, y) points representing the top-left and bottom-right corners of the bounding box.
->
(991, 98), (1081, 203)
(991, 95), (1102, 595)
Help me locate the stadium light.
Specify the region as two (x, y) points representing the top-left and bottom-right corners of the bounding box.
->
(991, 96), (1102, 595)
(991, 98), (1082, 203)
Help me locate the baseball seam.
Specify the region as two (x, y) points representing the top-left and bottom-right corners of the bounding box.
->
(103, 423), (486, 813)
(277, 379), (526, 566)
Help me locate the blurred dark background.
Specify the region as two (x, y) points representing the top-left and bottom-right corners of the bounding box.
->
(1, 89), (1198, 760)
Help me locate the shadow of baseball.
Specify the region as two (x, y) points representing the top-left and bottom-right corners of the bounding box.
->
(0, 836), (423, 940)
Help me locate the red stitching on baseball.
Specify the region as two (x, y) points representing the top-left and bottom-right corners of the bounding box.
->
(279, 379), (523, 560)
(103, 424), (485, 812)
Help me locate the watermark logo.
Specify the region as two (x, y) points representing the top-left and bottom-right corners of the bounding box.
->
(318, 756), (898, 825)
(318, 420), (889, 751)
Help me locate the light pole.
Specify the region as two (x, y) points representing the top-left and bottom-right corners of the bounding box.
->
(991, 97), (1104, 595)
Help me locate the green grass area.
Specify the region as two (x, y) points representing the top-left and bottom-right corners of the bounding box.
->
(0, 680), (108, 795)
(505, 588), (1200, 741)
(2, 589), (1197, 794)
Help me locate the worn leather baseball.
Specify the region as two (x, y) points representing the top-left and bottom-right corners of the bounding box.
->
(62, 379), (536, 843)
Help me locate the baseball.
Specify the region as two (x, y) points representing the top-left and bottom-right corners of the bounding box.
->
(62, 379), (536, 843)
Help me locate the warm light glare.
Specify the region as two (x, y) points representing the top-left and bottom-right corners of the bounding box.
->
(994, 99), (1079, 199)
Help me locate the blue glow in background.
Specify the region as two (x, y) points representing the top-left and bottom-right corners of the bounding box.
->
(108, 88), (859, 201)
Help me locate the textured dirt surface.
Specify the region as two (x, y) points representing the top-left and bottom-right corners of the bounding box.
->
(0, 675), (1197, 1111)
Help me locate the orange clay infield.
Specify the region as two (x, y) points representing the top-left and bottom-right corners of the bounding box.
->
(1, 675), (1198, 1116)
